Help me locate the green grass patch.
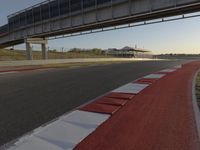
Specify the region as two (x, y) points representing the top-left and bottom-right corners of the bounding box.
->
(195, 72), (200, 109)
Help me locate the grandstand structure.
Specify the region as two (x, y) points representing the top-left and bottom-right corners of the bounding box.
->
(107, 46), (152, 58)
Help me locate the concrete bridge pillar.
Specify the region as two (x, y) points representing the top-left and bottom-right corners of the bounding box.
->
(25, 42), (33, 60)
(25, 38), (48, 60)
(42, 43), (48, 60)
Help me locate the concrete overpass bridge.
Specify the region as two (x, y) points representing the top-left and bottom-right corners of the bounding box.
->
(0, 0), (200, 60)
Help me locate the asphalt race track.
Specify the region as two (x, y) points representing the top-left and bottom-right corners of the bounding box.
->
(0, 60), (186, 146)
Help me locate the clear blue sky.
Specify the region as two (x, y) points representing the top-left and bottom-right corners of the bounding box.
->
(0, 0), (200, 54)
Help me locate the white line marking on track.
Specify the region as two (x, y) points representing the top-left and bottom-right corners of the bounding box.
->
(0, 71), (18, 75)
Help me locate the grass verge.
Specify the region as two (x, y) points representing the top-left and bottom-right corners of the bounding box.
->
(0, 49), (113, 61)
(41, 61), (128, 68)
(195, 72), (200, 109)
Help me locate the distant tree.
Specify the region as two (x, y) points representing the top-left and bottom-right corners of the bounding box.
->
(91, 48), (102, 55)
(69, 48), (82, 53)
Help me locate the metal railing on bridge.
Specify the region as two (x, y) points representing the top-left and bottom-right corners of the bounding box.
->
(4, 0), (120, 33)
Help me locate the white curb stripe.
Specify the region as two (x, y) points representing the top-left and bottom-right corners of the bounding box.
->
(7, 111), (110, 150)
(173, 65), (182, 69)
(159, 69), (176, 73)
(112, 83), (149, 94)
(35, 121), (95, 149)
(60, 110), (110, 127)
(143, 74), (165, 79)
(8, 136), (65, 150)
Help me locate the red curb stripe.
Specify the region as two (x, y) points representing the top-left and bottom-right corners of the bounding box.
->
(156, 71), (176, 74)
(96, 97), (128, 106)
(105, 92), (135, 100)
(80, 102), (121, 114)
(135, 78), (157, 84)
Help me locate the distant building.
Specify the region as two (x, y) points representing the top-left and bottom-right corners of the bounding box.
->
(107, 46), (152, 58)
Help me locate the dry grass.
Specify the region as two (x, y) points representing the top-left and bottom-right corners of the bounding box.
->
(0, 49), (113, 61)
(0, 49), (26, 60)
(195, 72), (200, 109)
(42, 61), (125, 68)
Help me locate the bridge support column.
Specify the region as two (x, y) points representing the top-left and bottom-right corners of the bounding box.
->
(26, 42), (33, 60)
(42, 43), (48, 60)
(25, 38), (48, 60)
